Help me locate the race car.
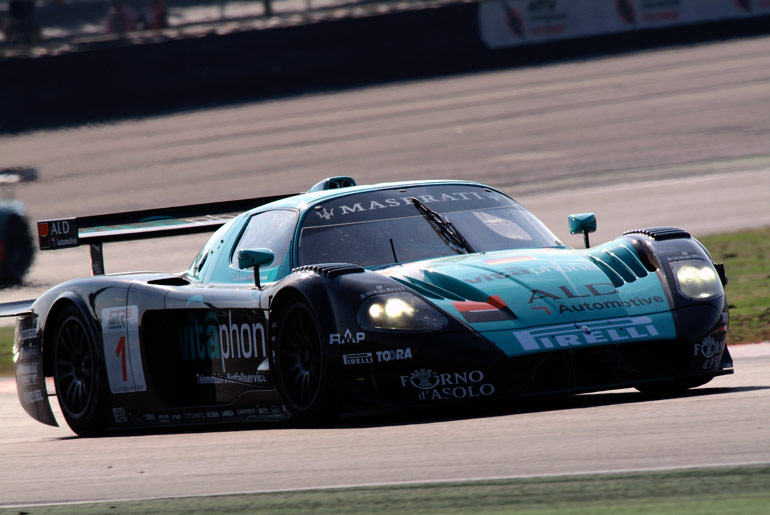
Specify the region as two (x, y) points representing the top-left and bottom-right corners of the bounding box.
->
(1, 177), (732, 436)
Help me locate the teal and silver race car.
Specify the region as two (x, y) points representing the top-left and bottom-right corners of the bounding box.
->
(2, 177), (732, 436)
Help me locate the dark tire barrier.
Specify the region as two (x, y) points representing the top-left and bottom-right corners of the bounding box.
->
(0, 208), (34, 286)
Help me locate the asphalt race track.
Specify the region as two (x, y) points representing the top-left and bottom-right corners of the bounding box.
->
(1, 35), (770, 506)
(1, 344), (768, 507)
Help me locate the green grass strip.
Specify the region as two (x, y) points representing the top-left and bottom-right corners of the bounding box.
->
(0, 325), (13, 377)
(2, 464), (769, 514)
(700, 228), (770, 344)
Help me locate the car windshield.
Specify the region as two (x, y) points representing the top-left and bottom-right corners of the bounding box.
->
(297, 184), (563, 268)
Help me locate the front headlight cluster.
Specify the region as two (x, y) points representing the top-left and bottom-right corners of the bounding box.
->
(357, 293), (448, 332)
(671, 259), (723, 299)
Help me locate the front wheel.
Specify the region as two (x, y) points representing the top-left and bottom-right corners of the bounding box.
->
(53, 306), (108, 436)
(273, 301), (331, 421)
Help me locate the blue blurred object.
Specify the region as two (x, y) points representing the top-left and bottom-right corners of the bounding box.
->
(0, 167), (37, 286)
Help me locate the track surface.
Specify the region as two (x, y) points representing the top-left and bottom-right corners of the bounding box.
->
(1, 344), (768, 506)
(1, 35), (770, 506)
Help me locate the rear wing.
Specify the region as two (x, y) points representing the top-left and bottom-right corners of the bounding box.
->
(37, 193), (294, 276)
(0, 299), (34, 317)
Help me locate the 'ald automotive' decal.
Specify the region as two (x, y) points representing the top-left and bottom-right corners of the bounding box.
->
(38, 219), (78, 250)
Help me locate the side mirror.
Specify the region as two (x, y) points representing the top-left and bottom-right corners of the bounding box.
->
(237, 248), (274, 288)
(568, 213), (597, 248)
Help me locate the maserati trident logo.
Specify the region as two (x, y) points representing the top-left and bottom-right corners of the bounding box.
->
(315, 207), (334, 221)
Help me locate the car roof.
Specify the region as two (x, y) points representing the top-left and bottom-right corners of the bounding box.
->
(244, 179), (494, 215)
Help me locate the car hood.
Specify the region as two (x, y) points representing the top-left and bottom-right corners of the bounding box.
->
(378, 246), (677, 357)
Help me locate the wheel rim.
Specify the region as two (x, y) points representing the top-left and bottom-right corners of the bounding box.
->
(55, 316), (95, 418)
(277, 304), (323, 412)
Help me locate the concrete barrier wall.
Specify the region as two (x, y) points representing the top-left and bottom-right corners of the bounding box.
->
(1, 2), (485, 130)
(1, 0), (768, 132)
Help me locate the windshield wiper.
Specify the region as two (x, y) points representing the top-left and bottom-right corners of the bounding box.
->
(411, 197), (475, 254)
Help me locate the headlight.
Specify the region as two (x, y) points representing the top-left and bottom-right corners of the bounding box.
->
(357, 293), (448, 332)
(671, 259), (723, 299)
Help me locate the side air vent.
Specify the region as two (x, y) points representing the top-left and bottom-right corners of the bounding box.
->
(585, 242), (651, 287)
(585, 255), (625, 287)
(623, 227), (690, 241)
(147, 276), (190, 286)
(292, 263), (364, 278)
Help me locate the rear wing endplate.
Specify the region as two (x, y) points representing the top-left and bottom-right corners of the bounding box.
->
(36, 193), (294, 276)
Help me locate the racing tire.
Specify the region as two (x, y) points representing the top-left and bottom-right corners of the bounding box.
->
(273, 301), (331, 422)
(635, 376), (714, 396)
(53, 306), (108, 436)
(0, 212), (33, 286)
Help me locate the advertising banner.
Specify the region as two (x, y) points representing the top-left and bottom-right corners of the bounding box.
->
(479, 0), (769, 49)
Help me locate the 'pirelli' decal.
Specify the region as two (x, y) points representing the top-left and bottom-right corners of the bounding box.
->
(512, 316), (661, 352)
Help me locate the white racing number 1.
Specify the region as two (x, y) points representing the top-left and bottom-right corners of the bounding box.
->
(101, 306), (147, 394)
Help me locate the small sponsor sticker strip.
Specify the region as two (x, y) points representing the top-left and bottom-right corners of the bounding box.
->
(342, 348), (412, 365)
(111, 405), (288, 424)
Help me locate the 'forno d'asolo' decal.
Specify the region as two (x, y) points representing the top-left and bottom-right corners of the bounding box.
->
(512, 316), (666, 352)
(102, 306), (147, 394)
